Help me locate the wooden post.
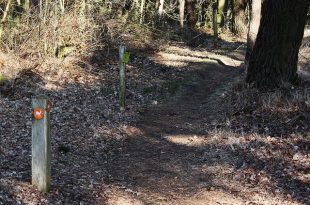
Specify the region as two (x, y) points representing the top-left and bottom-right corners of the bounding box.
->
(212, 3), (218, 39)
(32, 97), (51, 192)
(119, 45), (126, 111)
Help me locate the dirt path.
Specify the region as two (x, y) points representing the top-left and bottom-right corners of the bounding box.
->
(105, 45), (310, 205)
(1, 43), (308, 205)
(108, 62), (244, 204)
(105, 46), (302, 204)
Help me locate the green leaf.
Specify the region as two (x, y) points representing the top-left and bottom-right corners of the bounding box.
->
(124, 52), (130, 64)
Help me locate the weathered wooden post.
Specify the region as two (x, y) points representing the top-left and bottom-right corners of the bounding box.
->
(119, 45), (126, 111)
(32, 97), (52, 192)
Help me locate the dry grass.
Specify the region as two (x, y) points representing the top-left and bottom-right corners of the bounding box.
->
(2, 6), (98, 55)
(230, 79), (310, 112)
(0, 3), (102, 85)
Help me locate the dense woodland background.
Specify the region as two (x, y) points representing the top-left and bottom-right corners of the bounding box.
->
(0, 0), (310, 204)
(0, 0), (309, 86)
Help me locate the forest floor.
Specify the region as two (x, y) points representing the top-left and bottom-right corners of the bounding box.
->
(0, 28), (309, 205)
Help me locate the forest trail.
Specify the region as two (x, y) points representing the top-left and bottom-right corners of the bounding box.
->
(1, 43), (308, 205)
(108, 63), (243, 204)
(0, 0), (309, 203)
(105, 46), (302, 205)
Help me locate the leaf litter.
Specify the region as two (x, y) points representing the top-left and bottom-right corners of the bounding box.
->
(0, 33), (309, 205)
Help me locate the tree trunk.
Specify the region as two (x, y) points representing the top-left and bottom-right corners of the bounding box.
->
(200, 1), (208, 27)
(158, 0), (164, 19)
(140, 0), (145, 23)
(246, 0), (309, 88)
(217, 0), (226, 25)
(186, 0), (196, 27)
(245, 0), (261, 63)
(232, 0), (247, 35)
(222, 0), (229, 27)
(212, 3), (218, 39)
(179, 0), (185, 28)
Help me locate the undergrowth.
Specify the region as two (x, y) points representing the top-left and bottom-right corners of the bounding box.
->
(224, 79), (310, 137)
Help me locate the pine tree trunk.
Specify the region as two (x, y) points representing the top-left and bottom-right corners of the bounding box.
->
(245, 0), (261, 63)
(246, 0), (309, 88)
(245, 0), (261, 74)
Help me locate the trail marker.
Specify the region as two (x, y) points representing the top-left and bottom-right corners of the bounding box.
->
(32, 97), (52, 192)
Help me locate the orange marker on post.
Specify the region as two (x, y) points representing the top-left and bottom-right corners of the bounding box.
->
(33, 107), (44, 120)
(32, 97), (51, 193)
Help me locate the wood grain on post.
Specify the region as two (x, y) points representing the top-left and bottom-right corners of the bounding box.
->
(119, 45), (126, 111)
(32, 97), (51, 192)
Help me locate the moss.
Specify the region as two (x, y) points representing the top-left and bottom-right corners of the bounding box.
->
(0, 74), (8, 85)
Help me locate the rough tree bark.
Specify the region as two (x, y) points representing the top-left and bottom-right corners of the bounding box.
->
(245, 0), (262, 64)
(246, 0), (309, 88)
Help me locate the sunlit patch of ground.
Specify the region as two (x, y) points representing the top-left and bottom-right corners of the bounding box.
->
(105, 188), (145, 205)
(175, 189), (297, 205)
(163, 134), (208, 146)
(151, 45), (244, 68)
